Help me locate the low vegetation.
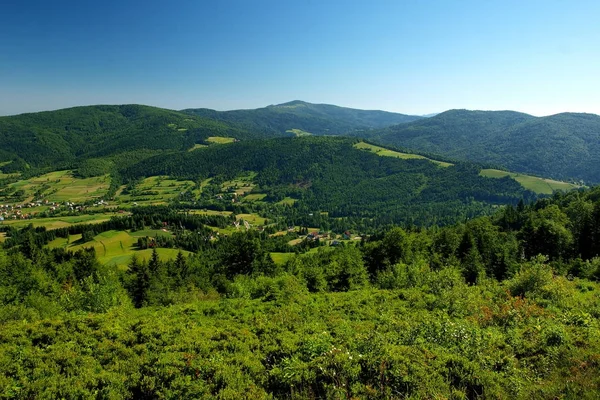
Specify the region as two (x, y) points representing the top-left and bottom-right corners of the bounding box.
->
(1, 187), (600, 398)
(480, 169), (581, 194)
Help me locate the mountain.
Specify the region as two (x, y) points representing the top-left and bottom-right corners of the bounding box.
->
(0, 104), (256, 170)
(371, 109), (600, 183)
(122, 136), (536, 226)
(182, 100), (423, 136)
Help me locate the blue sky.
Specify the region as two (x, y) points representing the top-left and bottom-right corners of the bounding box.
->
(1, 0), (599, 116)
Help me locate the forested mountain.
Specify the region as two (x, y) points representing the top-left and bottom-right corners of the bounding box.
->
(123, 136), (536, 226)
(0, 105), (255, 170)
(182, 100), (423, 136)
(371, 109), (600, 183)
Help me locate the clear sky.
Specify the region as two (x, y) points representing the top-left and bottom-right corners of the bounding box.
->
(1, 0), (599, 116)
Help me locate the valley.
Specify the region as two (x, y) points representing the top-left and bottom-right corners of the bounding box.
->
(0, 104), (598, 399)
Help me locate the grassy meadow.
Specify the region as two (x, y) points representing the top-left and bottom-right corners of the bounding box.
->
(0, 170), (110, 204)
(47, 229), (192, 268)
(354, 142), (453, 167)
(480, 169), (581, 194)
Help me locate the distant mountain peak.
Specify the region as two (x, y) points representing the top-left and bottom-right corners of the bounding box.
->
(274, 100), (309, 107)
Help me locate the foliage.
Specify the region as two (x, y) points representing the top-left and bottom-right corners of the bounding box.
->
(372, 109), (600, 183)
(183, 100), (422, 136)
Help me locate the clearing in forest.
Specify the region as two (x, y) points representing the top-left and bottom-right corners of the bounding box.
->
(479, 169), (580, 194)
(354, 142), (453, 167)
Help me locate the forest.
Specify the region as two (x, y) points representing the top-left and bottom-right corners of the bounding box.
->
(1, 184), (599, 398)
(121, 136), (536, 227)
(369, 109), (600, 184)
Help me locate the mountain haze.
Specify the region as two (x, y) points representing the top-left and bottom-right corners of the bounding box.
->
(182, 100), (423, 136)
(372, 109), (600, 183)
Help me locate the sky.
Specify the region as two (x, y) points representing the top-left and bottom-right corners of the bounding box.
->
(1, 0), (599, 116)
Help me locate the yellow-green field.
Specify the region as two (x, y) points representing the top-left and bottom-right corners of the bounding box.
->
(354, 142), (453, 167)
(236, 213), (268, 226)
(1, 170), (110, 204)
(188, 209), (233, 217)
(286, 128), (312, 137)
(206, 136), (236, 144)
(47, 230), (191, 268)
(221, 173), (257, 195)
(1, 212), (124, 229)
(0, 232), (5, 243)
(243, 193), (267, 202)
(480, 169), (580, 195)
(119, 176), (196, 205)
(270, 252), (294, 265)
(188, 144), (208, 151)
(277, 197), (297, 206)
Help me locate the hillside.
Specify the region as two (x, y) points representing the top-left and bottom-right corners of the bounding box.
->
(372, 109), (600, 183)
(0, 105), (255, 170)
(2, 182), (600, 398)
(122, 136), (536, 227)
(182, 100), (423, 136)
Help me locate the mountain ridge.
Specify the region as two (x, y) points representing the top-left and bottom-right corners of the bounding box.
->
(371, 109), (600, 183)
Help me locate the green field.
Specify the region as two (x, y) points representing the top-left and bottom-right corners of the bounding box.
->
(286, 128), (312, 136)
(480, 169), (580, 194)
(47, 229), (191, 267)
(270, 252), (294, 265)
(354, 142), (453, 167)
(243, 193), (267, 202)
(1, 212), (123, 229)
(118, 176), (195, 205)
(188, 143), (208, 151)
(236, 213), (267, 226)
(0, 170), (110, 204)
(277, 197), (297, 206)
(206, 136), (236, 144)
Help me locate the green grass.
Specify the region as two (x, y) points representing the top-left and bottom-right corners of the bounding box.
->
(286, 128), (312, 136)
(480, 169), (580, 194)
(0, 170), (110, 204)
(270, 252), (294, 265)
(236, 213), (267, 226)
(118, 176), (195, 205)
(277, 197), (296, 206)
(1, 212), (122, 229)
(129, 229), (174, 238)
(243, 193), (267, 202)
(47, 229), (191, 268)
(354, 142), (453, 167)
(206, 136), (236, 144)
(188, 143), (208, 151)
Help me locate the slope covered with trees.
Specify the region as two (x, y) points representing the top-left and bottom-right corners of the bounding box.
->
(183, 100), (423, 136)
(372, 109), (600, 184)
(1, 186), (600, 398)
(122, 136), (536, 226)
(0, 105), (255, 170)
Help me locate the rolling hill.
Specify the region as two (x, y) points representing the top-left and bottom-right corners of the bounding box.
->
(371, 109), (600, 184)
(0, 105), (256, 171)
(122, 136), (537, 226)
(182, 100), (423, 136)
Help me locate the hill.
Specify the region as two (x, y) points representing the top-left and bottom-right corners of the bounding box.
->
(371, 109), (600, 183)
(182, 100), (423, 136)
(0, 105), (255, 171)
(122, 136), (536, 227)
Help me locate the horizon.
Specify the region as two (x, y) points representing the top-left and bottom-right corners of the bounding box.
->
(1, 100), (598, 119)
(2, 1), (599, 117)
